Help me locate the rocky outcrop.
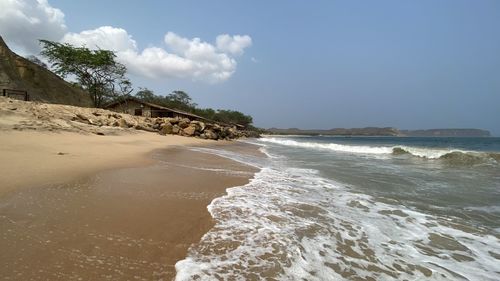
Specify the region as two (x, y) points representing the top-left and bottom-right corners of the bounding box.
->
(0, 96), (256, 140)
(0, 36), (93, 107)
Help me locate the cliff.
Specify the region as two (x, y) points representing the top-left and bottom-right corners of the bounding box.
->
(0, 36), (93, 107)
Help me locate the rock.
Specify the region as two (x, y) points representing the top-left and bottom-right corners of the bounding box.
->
(228, 127), (237, 136)
(75, 113), (89, 122)
(178, 118), (190, 129)
(190, 121), (205, 133)
(166, 117), (179, 124)
(159, 123), (173, 135)
(135, 124), (156, 132)
(183, 125), (196, 136)
(204, 129), (218, 140)
(213, 124), (222, 132)
(198, 122), (206, 132)
(172, 125), (180, 134)
(117, 118), (128, 128)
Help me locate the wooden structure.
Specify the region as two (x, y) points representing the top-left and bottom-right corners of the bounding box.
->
(2, 89), (29, 101)
(105, 97), (208, 121)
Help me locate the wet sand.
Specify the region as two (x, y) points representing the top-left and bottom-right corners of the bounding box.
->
(0, 144), (259, 280)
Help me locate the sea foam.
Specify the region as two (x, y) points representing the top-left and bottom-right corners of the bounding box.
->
(260, 137), (500, 164)
(175, 146), (500, 280)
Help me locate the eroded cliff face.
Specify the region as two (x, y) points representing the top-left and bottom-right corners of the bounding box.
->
(0, 36), (93, 107)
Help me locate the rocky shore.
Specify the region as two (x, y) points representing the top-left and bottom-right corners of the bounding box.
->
(0, 96), (258, 140)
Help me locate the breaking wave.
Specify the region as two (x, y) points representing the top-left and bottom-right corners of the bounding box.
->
(260, 137), (499, 164)
(175, 147), (500, 280)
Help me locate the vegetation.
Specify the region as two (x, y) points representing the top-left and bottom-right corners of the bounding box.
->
(25, 55), (48, 69)
(134, 88), (253, 127)
(37, 40), (255, 128)
(39, 40), (132, 107)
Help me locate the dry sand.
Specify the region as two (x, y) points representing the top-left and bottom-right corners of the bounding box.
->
(0, 131), (210, 196)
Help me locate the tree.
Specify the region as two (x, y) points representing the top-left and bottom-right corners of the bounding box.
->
(135, 88), (158, 103)
(39, 40), (133, 107)
(164, 90), (197, 112)
(133, 88), (255, 128)
(26, 55), (48, 69)
(213, 109), (253, 127)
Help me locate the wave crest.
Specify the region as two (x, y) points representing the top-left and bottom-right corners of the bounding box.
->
(260, 137), (499, 165)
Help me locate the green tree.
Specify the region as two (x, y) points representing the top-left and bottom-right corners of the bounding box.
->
(26, 55), (48, 69)
(135, 88), (158, 103)
(39, 40), (132, 107)
(213, 109), (253, 127)
(164, 90), (197, 112)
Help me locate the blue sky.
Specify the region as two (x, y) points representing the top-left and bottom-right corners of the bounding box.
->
(1, 0), (499, 134)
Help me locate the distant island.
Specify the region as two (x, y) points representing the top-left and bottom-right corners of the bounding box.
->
(267, 127), (491, 137)
(400, 129), (491, 137)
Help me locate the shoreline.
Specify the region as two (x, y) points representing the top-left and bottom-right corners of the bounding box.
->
(0, 130), (261, 280)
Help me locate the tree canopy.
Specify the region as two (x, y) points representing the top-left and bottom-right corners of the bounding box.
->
(134, 89), (253, 127)
(39, 40), (132, 107)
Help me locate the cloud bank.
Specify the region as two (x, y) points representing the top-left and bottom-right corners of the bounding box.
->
(63, 27), (251, 83)
(0, 0), (67, 54)
(0, 0), (251, 83)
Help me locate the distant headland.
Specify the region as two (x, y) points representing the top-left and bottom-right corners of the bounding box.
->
(267, 127), (491, 137)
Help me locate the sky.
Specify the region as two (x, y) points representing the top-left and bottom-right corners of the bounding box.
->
(1, 0), (499, 135)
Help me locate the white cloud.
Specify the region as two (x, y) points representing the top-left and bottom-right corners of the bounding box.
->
(62, 26), (137, 52)
(0, 0), (67, 54)
(64, 28), (250, 83)
(216, 34), (252, 56)
(0, 0), (252, 83)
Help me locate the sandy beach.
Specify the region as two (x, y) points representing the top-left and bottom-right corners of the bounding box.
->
(0, 129), (260, 280)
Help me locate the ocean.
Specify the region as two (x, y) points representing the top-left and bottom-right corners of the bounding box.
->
(175, 136), (500, 280)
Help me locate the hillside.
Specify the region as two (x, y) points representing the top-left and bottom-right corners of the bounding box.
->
(400, 129), (491, 137)
(268, 127), (401, 136)
(0, 36), (92, 107)
(268, 127), (491, 137)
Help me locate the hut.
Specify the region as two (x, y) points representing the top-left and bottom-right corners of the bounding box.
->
(105, 97), (207, 121)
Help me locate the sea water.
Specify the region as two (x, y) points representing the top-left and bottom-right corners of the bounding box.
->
(175, 136), (500, 280)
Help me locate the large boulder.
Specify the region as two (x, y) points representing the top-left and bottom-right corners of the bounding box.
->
(190, 121), (205, 132)
(178, 118), (190, 129)
(135, 124), (156, 132)
(204, 129), (218, 140)
(166, 117), (179, 125)
(172, 125), (180, 134)
(159, 122), (173, 135)
(227, 127), (237, 138)
(183, 125), (196, 136)
(116, 118), (129, 128)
